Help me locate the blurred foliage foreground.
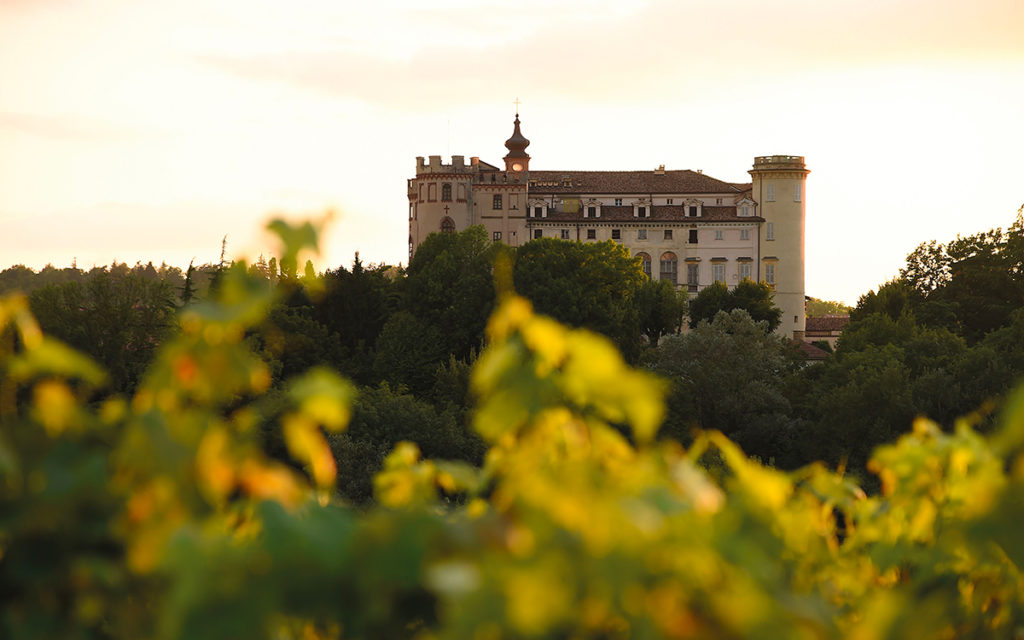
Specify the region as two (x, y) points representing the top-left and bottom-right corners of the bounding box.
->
(3, 221), (1024, 640)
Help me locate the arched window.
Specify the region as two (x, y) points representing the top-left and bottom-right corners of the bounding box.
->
(635, 252), (652, 279)
(441, 183), (452, 202)
(660, 252), (678, 284)
(441, 217), (455, 234)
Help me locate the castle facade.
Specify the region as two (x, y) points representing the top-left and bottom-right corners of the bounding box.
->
(407, 114), (809, 339)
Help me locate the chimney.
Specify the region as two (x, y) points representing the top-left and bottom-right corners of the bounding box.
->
(654, 164), (666, 175)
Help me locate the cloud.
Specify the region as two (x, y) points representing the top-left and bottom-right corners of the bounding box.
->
(197, 0), (1024, 111)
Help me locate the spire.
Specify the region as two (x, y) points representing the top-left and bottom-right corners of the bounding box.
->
(503, 110), (530, 172)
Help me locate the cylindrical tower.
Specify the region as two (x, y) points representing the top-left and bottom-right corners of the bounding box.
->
(749, 155), (809, 340)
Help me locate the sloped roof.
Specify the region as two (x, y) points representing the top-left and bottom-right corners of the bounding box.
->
(805, 316), (851, 333)
(534, 205), (761, 223)
(527, 170), (744, 195)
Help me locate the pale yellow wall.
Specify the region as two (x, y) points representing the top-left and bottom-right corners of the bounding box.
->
(749, 156), (809, 339)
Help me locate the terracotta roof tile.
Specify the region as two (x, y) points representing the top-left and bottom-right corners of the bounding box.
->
(526, 169), (743, 195)
(805, 316), (850, 332)
(533, 205), (762, 223)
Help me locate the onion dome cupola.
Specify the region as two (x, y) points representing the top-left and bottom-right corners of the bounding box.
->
(503, 113), (530, 172)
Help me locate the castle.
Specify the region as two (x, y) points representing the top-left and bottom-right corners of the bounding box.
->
(408, 113), (809, 339)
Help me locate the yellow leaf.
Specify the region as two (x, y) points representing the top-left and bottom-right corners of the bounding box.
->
(33, 379), (77, 436)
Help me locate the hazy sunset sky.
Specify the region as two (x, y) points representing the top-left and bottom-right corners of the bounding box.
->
(2, 0), (1022, 303)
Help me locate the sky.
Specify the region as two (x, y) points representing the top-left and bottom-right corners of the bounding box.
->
(1, 0), (1022, 304)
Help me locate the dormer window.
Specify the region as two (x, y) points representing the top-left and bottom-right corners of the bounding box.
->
(561, 177), (572, 187)
(583, 199), (601, 218)
(685, 199), (702, 218)
(633, 200), (652, 218)
(528, 200), (549, 218)
(736, 197), (755, 217)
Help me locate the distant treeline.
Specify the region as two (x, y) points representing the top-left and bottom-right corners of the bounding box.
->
(0, 260), (210, 296)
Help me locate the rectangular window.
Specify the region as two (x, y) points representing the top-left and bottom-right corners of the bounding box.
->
(611, 229), (621, 240)
(712, 263), (725, 283)
(766, 222), (775, 241)
(493, 194), (502, 210)
(493, 231), (502, 241)
(614, 198), (623, 206)
(637, 206), (647, 218)
(419, 183), (424, 201)
(766, 184), (775, 202)
(688, 206), (698, 217)
(587, 206), (596, 217)
(586, 229), (596, 240)
(457, 184), (466, 201)
(716, 198), (723, 205)
(666, 198), (673, 205)
(765, 263), (776, 285)
(560, 229), (570, 240)
(739, 263), (751, 281)
(740, 229), (750, 241)
(660, 257), (678, 284)
(687, 264), (699, 291)
(533, 228), (542, 239)
(688, 229), (698, 244)
(510, 194), (519, 209)
(740, 205), (750, 217)
(640, 256), (651, 279)
(637, 229), (647, 240)
(534, 206), (543, 218)
(442, 183), (452, 202)
(714, 230), (723, 241)
(428, 183), (437, 201)
(794, 183), (802, 202)
(664, 229), (673, 240)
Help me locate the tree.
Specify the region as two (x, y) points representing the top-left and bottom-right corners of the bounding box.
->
(29, 272), (177, 392)
(513, 238), (647, 360)
(896, 215), (1024, 342)
(327, 384), (485, 504)
(634, 277), (687, 345)
(315, 254), (398, 385)
(850, 279), (920, 323)
(805, 297), (852, 317)
(648, 309), (802, 464)
(180, 260), (197, 306)
(688, 279), (782, 331)
(391, 225), (498, 365)
(373, 310), (448, 395)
